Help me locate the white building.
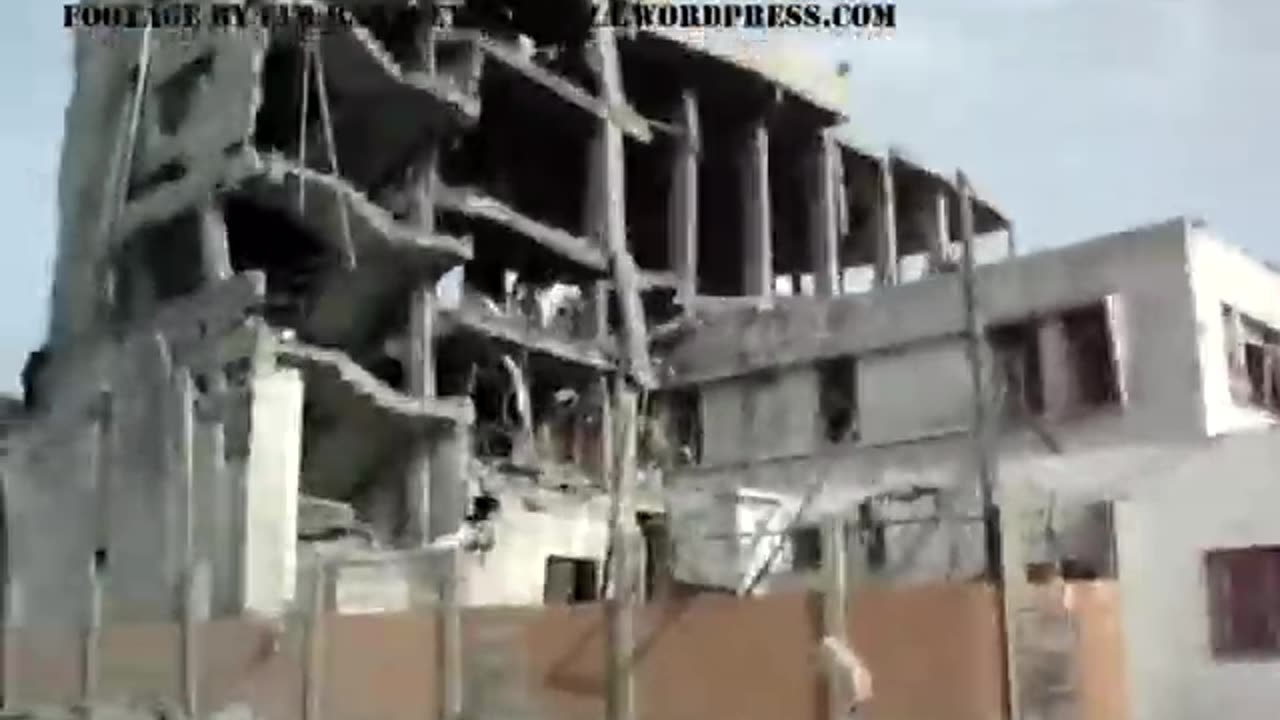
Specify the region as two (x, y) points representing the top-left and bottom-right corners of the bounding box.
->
(661, 216), (1280, 718)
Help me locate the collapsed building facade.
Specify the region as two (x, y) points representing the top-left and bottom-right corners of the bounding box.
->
(9, 0), (1022, 622)
(3, 3), (1280, 718)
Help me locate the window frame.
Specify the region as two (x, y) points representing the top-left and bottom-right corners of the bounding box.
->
(1204, 546), (1280, 661)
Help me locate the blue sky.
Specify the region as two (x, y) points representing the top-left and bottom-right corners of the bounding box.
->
(2, 0), (1278, 394)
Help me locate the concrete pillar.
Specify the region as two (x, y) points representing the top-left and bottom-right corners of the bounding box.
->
(669, 90), (700, 305)
(199, 203), (233, 282)
(1038, 318), (1076, 419)
(405, 148), (439, 546)
(240, 364), (305, 616)
(740, 120), (772, 298)
(874, 155), (898, 287)
(808, 133), (841, 298)
(927, 188), (950, 272)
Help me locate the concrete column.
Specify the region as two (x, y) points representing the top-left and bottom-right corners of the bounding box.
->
(1038, 317), (1076, 419)
(668, 90), (700, 305)
(874, 155), (898, 287)
(405, 149), (439, 546)
(740, 120), (772, 298)
(927, 188), (950, 272)
(808, 133), (841, 298)
(199, 203), (233, 282)
(240, 364), (304, 616)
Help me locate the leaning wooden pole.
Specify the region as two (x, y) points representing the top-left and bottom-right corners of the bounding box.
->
(605, 380), (638, 720)
(820, 517), (849, 720)
(957, 171), (1020, 720)
(589, 25), (647, 720)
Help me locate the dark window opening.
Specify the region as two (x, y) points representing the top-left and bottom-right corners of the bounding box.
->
(789, 525), (822, 572)
(989, 320), (1044, 417)
(1205, 546), (1280, 659)
(543, 556), (599, 605)
(126, 161), (188, 202)
(1224, 306), (1280, 411)
(1060, 302), (1122, 407)
(817, 356), (858, 443)
(467, 493), (501, 523)
(111, 212), (207, 327)
(665, 389), (701, 466)
(991, 299), (1123, 419)
(223, 196), (333, 328)
(858, 501), (886, 572)
(638, 512), (673, 602)
(252, 42), (320, 154)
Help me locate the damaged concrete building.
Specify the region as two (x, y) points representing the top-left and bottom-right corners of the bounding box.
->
(13, 0), (1013, 622)
(8, 12), (1279, 706)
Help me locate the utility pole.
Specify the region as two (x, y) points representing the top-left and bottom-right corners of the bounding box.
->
(957, 171), (1021, 720)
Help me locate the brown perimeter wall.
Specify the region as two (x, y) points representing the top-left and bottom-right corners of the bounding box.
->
(3, 582), (1127, 720)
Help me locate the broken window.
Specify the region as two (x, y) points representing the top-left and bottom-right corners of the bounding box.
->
(989, 320), (1043, 418)
(666, 389), (702, 466)
(224, 195), (334, 328)
(789, 525), (823, 572)
(1059, 301), (1123, 408)
(543, 556), (599, 605)
(1205, 546), (1280, 659)
(1223, 306), (1280, 412)
(990, 298), (1125, 419)
(817, 356), (858, 443)
(857, 501), (887, 572)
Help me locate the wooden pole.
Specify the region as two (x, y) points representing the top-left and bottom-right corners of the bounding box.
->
(303, 561), (326, 720)
(821, 517), (848, 720)
(2, 576), (21, 709)
(429, 425), (467, 720)
(592, 27), (654, 386)
(82, 557), (102, 709)
(181, 562), (209, 719)
(958, 170), (1020, 720)
(605, 378), (638, 720)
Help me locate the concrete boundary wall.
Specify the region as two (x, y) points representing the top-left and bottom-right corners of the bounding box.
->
(2, 582), (1126, 720)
